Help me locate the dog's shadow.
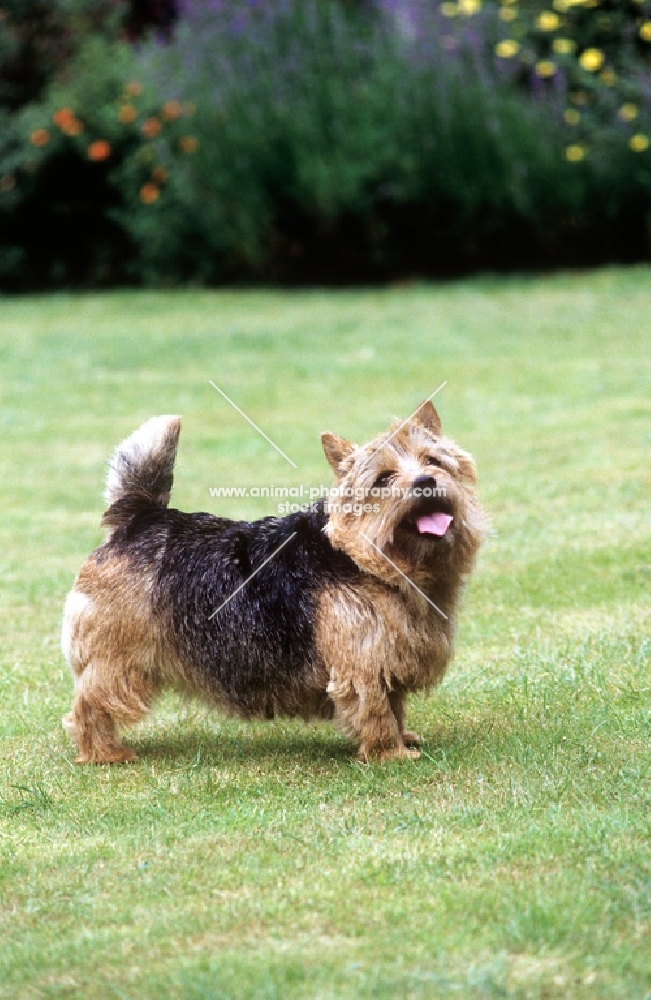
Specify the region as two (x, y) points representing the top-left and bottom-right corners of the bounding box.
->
(130, 714), (498, 770)
(133, 725), (353, 768)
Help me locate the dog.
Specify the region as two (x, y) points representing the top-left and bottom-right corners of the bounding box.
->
(61, 401), (485, 763)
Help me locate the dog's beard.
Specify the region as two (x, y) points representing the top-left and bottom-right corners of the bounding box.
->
(338, 496), (458, 580)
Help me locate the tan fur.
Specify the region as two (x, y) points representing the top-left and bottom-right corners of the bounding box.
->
(323, 403), (484, 587)
(317, 401), (486, 760)
(62, 557), (166, 763)
(61, 402), (485, 764)
(315, 579), (452, 761)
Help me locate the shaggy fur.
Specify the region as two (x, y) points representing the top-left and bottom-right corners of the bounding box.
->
(61, 403), (486, 763)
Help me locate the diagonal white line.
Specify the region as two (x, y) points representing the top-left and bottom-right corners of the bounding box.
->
(360, 382), (447, 472)
(208, 532), (297, 620)
(361, 532), (448, 620)
(209, 380), (298, 469)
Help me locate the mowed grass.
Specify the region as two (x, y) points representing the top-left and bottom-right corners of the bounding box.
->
(0, 269), (649, 1000)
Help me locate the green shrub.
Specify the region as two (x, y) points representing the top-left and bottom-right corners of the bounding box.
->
(0, 0), (126, 112)
(114, 0), (651, 279)
(1, 0), (650, 287)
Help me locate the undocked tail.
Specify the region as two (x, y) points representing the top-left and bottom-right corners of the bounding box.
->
(101, 415), (181, 533)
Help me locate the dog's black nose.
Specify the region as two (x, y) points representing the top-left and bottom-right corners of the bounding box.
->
(412, 475), (437, 493)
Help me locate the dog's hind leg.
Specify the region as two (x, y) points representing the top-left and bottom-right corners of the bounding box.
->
(69, 662), (154, 764)
(61, 588), (157, 763)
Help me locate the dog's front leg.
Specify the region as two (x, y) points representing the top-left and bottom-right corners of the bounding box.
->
(328, 673), (420, 762)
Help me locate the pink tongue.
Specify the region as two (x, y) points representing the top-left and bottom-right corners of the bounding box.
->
(417, 513), (453, 536)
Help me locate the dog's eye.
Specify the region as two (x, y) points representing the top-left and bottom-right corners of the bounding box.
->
(373, 471), (393, 489)
(425, 456), (442, 468)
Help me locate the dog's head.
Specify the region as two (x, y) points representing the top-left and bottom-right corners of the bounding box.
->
(321, 401), (486, 585)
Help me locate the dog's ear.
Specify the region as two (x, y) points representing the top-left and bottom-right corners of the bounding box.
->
(321, 432), (355, 476)
(412, 400), (442, 435)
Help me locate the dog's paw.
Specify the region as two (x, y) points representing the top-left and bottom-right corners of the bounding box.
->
(401, 730), (422, 746)
(356, 744), (421, 763)
(75, 747), (137, 765)
(62, 713), (78, 736)
(379, 745), (421, 762)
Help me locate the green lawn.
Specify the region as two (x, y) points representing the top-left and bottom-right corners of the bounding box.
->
(0, 269), (649, 999)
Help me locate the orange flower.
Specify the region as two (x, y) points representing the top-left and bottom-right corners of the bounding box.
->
(151, 166), (169, 184)
(30, 128), (50, 147)
(179, 135), (199, 153)
(53, 107), (83, 135)
(55, 113), (83, 136)
(53, 107), (75, 128)
(141, 117), (161, 138)
(119, 104), (138, 125)
(125, 80), (143, 97)
(139, 182), (160, 204)
(88, 140), (111, 162)
(162, 99), (182, 120)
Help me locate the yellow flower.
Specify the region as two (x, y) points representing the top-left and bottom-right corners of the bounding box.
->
(440, 2), (457, 16)
(458, 0), (481, 13)
(629, 134), (649, 152)
(537, 11), (560, 29)
(564, 108), (580, 124)
(565, 144), (585, 162)
(499, 6), (517, 20)
(618, 103), (638, 122)
(553, 38), (575, 54)
(535, 59), (557, 77)
(640, 22), (651, 42)
(495, 39), (520, 57)
(571, 90), (588, 105)
(600, 68), (616, 85)
(579, 48), (604, 72)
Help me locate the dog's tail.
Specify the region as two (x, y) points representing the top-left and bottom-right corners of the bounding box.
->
(101, 415), (182, 533)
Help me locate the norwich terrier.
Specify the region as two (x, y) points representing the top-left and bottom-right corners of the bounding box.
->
(61, 402), (485, 763)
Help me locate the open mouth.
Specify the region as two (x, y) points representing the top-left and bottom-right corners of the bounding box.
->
(415, 512), (454, 536)
(399, 499), (454, 538)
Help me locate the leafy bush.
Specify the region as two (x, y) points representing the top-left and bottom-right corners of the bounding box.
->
(1, 0), (651, 288)
(0, 33), (197, 286)
(0, 0), (122, 112)
(0, 0), (177, 113)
